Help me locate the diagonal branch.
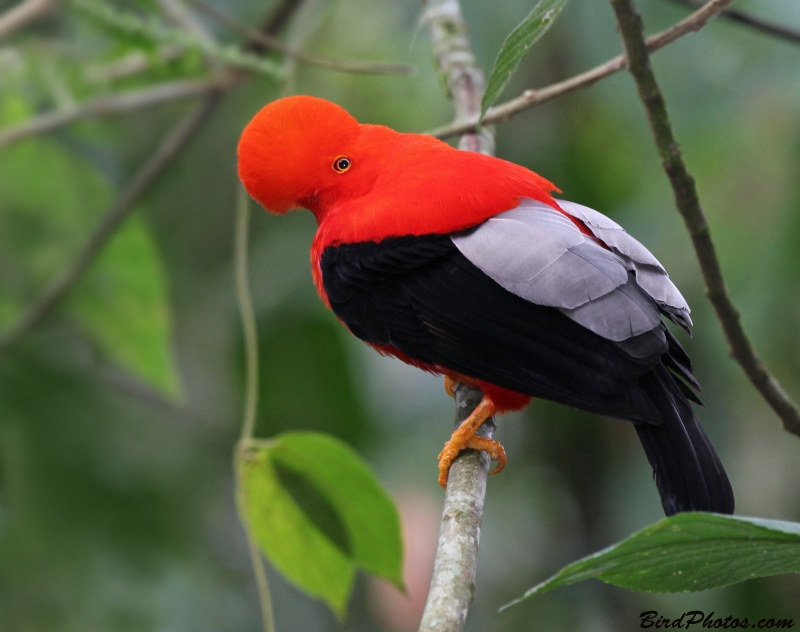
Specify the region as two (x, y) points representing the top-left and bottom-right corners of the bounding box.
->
(608, 0), (800, 438)
(666, 0), (800, 47)
(0, 76), (234, 148)
(418, 1), (495, 631)
(0, 0), (58, 39)
(426, 0), (736, 140)
(0, 97), (218, 352)
(193, 1), (414, 75)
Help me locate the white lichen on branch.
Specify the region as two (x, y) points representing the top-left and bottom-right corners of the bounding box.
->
(419, 386), (496, 632)
(423, 0), (493, 155)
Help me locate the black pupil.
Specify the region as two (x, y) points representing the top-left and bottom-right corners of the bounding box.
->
(337, 158), (350, 171)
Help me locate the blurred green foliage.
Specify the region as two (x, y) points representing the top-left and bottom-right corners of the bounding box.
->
(1, 0), (800, 630)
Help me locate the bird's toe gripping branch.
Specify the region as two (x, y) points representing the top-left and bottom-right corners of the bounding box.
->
(443, 374), (481, 398)
(437, 395), (505, 488)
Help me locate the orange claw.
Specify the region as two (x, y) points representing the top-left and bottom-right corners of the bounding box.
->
(437, 396), (504, 488)
(466, 436), (506, 476)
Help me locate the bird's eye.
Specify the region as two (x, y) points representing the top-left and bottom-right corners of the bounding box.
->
(332, 156), (351, 173)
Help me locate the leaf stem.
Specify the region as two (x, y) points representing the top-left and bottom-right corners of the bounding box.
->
(233, 184), (275, 632)
(235, 185), (259, 446)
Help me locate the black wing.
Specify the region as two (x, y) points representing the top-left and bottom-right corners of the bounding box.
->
(319, 234), (734, 515)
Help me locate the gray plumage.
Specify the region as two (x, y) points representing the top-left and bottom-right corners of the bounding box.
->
(557, 199), (692, 330)
(451, 198), (690, 342)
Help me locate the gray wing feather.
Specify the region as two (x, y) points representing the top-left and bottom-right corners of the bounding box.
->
(557, 199), (692, 327)
(453, 202), (627, 309)
(452, 198), (665, 341)
(561, 274), (662, 341)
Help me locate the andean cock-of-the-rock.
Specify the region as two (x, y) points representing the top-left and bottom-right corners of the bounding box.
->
(237, 95), (734, 517)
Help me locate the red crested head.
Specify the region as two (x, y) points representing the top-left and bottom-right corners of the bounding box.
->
(237, 95), (374, 215)
(239, 95), (560, 250)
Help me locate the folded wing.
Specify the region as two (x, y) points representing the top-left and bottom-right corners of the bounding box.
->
(451, 198), (689, 341)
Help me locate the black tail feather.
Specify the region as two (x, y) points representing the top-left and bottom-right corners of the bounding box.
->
(635, 365), (734, 516)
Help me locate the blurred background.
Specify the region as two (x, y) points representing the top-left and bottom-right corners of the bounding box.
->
(1, 0), (800, 630)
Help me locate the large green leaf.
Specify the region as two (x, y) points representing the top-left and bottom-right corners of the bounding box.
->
(240, 432), (403, 618)
(480, 0), (569, 120)
(503, 513), (800, 610)
(68, 215), (181, 398)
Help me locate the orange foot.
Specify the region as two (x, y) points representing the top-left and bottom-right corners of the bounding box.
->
(437, 396), (506, 488)
(443, 373), (480, 398)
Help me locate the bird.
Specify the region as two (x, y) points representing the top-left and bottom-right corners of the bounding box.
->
(237, 94), (734, 516)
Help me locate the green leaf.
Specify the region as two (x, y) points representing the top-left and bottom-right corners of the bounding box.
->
(502, 513), (800, 610)
(68, 215), (181, 398)
(241, 432), (403, 618)
(480, 0), (569, 120)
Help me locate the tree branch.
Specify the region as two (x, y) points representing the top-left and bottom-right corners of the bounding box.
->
(422, 0), (493, 154)
(0, 76), (233, 148)
(192, 1), (414, 75)
(0, 0), (58, 39)
(608, 0), (800, 438)
(418, 1), (495, 630)
(0, 97), (218, 352)
(419, 385), (496, 632)
(426, 0), (736, 140)
(666, 0), (800, 47)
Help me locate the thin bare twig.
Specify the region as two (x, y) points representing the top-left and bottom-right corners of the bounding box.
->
(608, 0), (800, 438)
(0, 76), (233, 148)
(427, 0), (737, 140)
(418, 1), (495, 630)
(0, 0), (58, 39)
(192, 1), (413, 75)
(258, 0), (302, 39)
(158, 0), (217, 48)
(0, 98), (218, 352)
(666, 0), (800, 47)
(83, 46), (185, 83)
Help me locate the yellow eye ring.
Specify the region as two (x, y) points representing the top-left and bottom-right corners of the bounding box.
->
(332, 155), (352, 173)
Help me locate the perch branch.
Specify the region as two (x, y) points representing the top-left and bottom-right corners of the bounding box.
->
(426, 0), (736, 140)
(420, 385), (496, 632)
(666, 0), (800, 47)
(418, 1), (495, 630)
(0, 98), (217, 352)
(608, 0), (800, 438)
